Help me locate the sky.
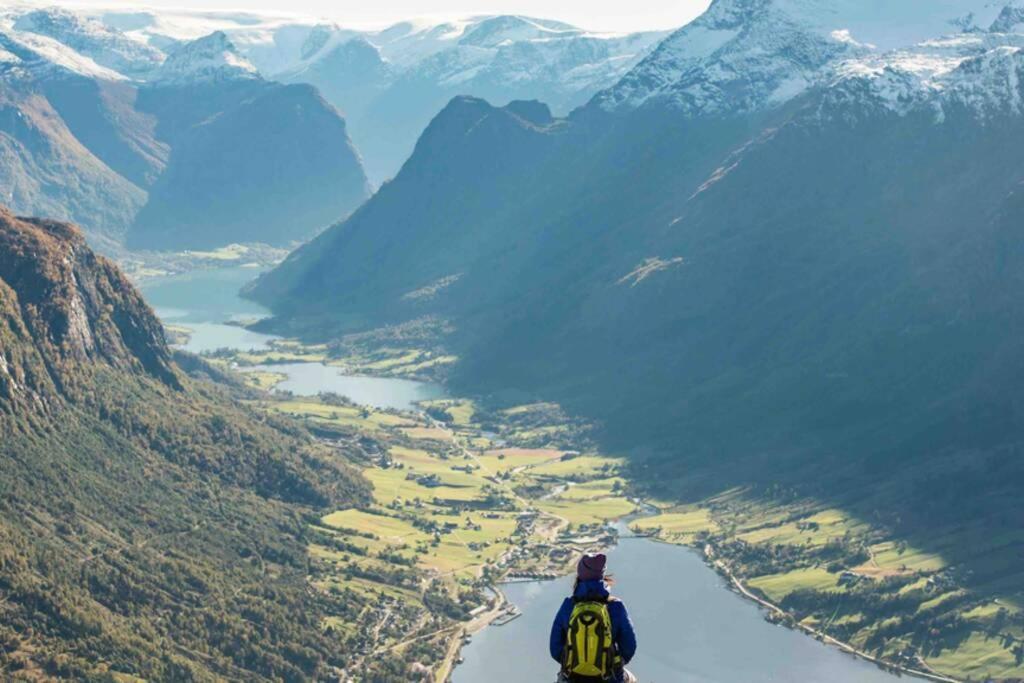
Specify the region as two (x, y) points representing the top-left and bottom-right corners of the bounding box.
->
(50, 0), (713, 33)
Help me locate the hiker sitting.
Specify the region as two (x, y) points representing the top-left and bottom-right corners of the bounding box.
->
(550, 553), (637, 683)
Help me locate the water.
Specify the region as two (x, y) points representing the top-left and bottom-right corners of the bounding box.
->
(249, 362), (447, 411)
(142, 266), (278, 354)
(454, 536), (899, 683)
(140, 265), (445, 409)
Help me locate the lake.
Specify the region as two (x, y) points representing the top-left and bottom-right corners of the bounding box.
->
(141, 265), (898, 683)
(140, 265), (445, 410)
(453, 535), (899, 683)
(247, 362), (447, 411)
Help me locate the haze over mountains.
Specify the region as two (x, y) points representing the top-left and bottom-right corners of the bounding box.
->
(251, 0), (1024, 577)
(0, 7), (666, 251)
(96, 9), (668, 184)
(0, 9), (371, 250)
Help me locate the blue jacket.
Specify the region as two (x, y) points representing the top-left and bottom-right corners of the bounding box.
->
(549, 579), (637, 667)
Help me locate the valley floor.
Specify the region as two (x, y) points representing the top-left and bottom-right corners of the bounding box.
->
(199, 337), (635, 680)
(160, 288), (1023, 683)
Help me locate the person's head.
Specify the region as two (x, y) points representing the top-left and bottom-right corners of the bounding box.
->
(573, 553), (614, 590)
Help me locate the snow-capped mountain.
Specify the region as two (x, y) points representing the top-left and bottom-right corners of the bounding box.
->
(151, 31), (258, 85)
(59, 9), (664, 183)
(270, 16), (666, 183)
(827, 30), (1024, 119)
(12, 8), (163, 77)
(0, 28), (127, 82)
(0, 7), (666, 183)
(594, 0), (1022, 115)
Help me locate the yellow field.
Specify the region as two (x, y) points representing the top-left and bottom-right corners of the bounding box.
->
(536, 496), (637, 527)
(475, 448), (566, 474)
(631, 507), (717, 540)
(747, 567), (843, 602)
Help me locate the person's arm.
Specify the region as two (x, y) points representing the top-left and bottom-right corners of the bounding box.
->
(610, 601), (637, 664)
(549, 598), (572, 663)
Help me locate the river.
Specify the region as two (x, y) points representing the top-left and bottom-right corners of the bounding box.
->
(140, 265), (898, 683)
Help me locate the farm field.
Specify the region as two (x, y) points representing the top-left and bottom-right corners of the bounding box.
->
(206, 343), (638, 680)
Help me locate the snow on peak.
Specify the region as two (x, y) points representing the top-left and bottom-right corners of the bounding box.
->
(594, 0), (866, 114)
(827, 31), (1024, 119)
(152, 31), (259, 85)
(0, 29), (128, 82)
(457, 15), (581, 48)
(13, 7), (164, 77)
(594, 0), (1015, 114)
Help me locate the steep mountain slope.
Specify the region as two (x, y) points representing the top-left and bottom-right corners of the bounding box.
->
(0, 74), (146, 247)
(130, 32), (370, 250)
(128, 80), (370, 250)
(253, 0), (1024, 456)
(0, 207), (369, 679)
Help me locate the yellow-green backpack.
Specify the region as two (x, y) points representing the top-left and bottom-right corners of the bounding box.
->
(562, 600), (616, 678)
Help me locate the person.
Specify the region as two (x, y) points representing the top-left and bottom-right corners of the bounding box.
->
(549, 553), (637, 683)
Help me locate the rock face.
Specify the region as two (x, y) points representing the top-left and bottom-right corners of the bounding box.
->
(0, 207), (370, 678)
(0, 207), (178, 408)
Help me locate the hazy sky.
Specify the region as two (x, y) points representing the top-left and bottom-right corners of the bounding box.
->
(55, 0), (712, 32)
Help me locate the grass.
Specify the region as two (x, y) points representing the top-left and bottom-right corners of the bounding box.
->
(631, 507), (717, 540)
(322, 509), (426, 541)
(181, 244), (250, 261)
(401, 427), (453, 442)
(266, 399), (415, 431)
(528, 455), (623, 478)
(557, 478), (626, 501)
(242, 370), (287, 390)
(420, 399), (476, 426)
(923, 631), (1024, 680)
(474, 448), (566, 475)
(868, 541), (948, 573)
(536, 496), (637, 527)
(747, 567), (844, 602)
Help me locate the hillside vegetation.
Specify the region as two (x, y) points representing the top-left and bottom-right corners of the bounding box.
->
(0, 208), (370, 680)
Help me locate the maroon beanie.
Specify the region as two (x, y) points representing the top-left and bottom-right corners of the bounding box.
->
(577, 553), (607, 581)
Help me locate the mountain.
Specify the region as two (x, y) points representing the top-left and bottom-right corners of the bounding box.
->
(12, 7), (165, 77)
(0, 17), (370, 251)
(127, 79), (370, 250)
(249, 1), (1024, 657)
(0, 207), (369, 678)
(0, 31), (148, 248)
(150, 29), (257, 84)
(80, 9), (667, 185)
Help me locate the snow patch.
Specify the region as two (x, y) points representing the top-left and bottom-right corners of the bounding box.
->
(152, 30), (258, 84)
(0, 29), (128, 81)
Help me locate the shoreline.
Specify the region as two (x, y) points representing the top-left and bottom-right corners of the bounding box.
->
(640, 532), (961, 683)
(441, 504), (963, 683)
